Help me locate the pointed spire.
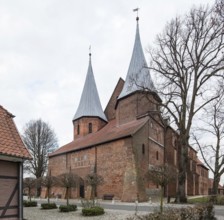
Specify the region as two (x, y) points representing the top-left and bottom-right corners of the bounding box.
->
(73, 52), (107, 122)
(118, 16), (155, 99)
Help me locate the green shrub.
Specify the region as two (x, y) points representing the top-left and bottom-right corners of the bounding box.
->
(82, 206), (104, 216)
(23, 200), (37, 207)
(217, 196), (224, 205)
(126, 203), (216, 220)
(59, 204), (77, 212)
(41, 203), (57, 209)
(210, 195), (224, 205)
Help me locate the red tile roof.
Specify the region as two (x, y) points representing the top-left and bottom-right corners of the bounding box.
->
(50, 117), (149, 157)
(0, 106), (31, 159)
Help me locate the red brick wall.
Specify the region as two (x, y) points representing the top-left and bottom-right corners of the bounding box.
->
(104, 78), (124, 121)
(116, 92), (159, 126)
(96, 138), (131, 200)
(165, 127), (178, 197)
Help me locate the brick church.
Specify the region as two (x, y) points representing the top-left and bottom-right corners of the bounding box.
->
(48, 17), (209, 202)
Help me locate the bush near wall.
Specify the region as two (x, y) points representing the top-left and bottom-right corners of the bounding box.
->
(41, 203), (57, 209)
(82, 206), (105, 216)
(127, 203), (216, 220)
(59, 204), (77, 212)
(23, 200), (37, 207)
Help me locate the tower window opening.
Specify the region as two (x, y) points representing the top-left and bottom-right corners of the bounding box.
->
(156, 151), (159, 160)
(142, 144), (145, 155)
(89, 123), (92, 133)
(77, 124), (80, 135)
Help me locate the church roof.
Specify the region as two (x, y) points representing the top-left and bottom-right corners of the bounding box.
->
(118, 17), (155, 99)
(49, 116), (149, 157)
(0, 105), (31, 159)
(73, 54), (107, 122)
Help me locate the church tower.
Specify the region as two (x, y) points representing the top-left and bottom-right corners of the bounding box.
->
(116, 16), (161, 125)
(73, 53), (107, 139)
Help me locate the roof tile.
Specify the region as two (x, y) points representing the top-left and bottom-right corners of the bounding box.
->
(0, 106), (31, 159)
(50, 117), (148, 157)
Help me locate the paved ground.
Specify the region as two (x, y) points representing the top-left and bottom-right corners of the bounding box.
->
(24, 207), (139, 220)
(23, 197), (224, 220)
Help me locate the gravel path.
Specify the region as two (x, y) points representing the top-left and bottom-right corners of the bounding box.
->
(24, 206), (224, 220)
(24, 207), (137, 220)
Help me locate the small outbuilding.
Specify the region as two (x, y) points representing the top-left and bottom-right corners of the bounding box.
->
(0, 106), (31, 220)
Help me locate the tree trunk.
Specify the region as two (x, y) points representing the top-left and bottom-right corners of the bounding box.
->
(176, 135), (188, 203)
(47, 187), (50, 204)
(36, 186), (41, 197)
(91, 186), (95, 206)
(29, 188), (31, 202)
(211, 175), (220, 203)
(160, 186), (164, 213)
(66, 187), (69, 206)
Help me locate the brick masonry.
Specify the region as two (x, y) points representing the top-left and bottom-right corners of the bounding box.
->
(49, 81), (209, 201)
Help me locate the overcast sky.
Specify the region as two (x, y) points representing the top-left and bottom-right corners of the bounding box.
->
(0, 0), (213, 147)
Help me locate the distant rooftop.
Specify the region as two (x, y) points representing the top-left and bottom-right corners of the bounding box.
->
(73, 53), (107, 122)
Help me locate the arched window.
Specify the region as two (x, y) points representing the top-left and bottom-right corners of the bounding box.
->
(156, 151), (159, 160)
(88, 123), (92, 133)
(77, 124), (80, 135)
(142, 144), (145, 155)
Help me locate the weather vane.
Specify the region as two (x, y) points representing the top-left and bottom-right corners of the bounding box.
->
(89, 45), (91, 57)
(133, 7), (140, 19)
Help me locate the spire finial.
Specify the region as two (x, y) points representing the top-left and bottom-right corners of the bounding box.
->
(133, 8), (140, 21)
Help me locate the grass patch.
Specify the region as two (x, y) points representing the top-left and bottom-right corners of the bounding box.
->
(188, 195), (224, 205)
(188, 196), (209, 204)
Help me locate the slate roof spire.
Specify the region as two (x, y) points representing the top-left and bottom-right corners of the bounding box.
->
(73, 52), (107, 122)
(118, 16), (155, 99)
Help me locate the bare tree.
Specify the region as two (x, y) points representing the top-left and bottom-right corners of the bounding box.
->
(57, 171), (79, 206)
(40, 172), (58, 204)
(22, 119), (58, 196)
(216, 0), (224, 21)
(193, 81), (224, 197)
(23, 177), (36, 202)
(148, 3), (224, 202)
(147, 164), (177, 213)
(85, 173), (104, 205)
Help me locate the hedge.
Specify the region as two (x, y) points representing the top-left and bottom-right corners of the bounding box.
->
(23, 200), (37, 207)
(59, 204), (77, 212)
(82, 206), (105, 216)
(41, 203), (57, 209)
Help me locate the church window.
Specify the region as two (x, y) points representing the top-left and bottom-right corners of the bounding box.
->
(142, 144), (145, 155)
(156, 151), (159, 160)
(77, 124), (80, 135)
(89, 123), (92, 133)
